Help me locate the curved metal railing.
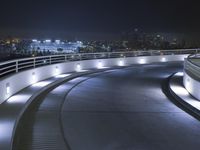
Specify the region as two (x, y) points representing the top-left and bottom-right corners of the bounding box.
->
(0, 49), (199, 78)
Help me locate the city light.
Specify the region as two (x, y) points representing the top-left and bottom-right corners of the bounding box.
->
(32, 39), (37, 42)
(45, 39), (51, 43)
(55, 40), (60, 44)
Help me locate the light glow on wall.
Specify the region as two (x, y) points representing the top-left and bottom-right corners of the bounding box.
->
(97, 61), (103, 69)
(118, 59), (125, 66)
(172, 85), (190, 96)
(32, 39), (37, 42)
(184, 76), (193, 95)
(55, 40), (60, 44)
(6, 83), (10, 95)
(139, 58), (146, 64)
(45, 39), (51, 43)
(76, 63), (82, 72)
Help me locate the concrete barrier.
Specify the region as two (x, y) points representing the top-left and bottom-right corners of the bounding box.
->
(0, 55), (187, 104)
(183, 59), (200, 100)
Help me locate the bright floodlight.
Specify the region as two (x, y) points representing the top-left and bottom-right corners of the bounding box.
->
(118, 59), (124, 66)
(6, 83), (10, 95)
(32, 81), (51, 88)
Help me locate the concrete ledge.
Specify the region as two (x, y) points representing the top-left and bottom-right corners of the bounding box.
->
(183, 69), (200, 100)
(169, 72), (200, 118)
(0, 54), (188, 104)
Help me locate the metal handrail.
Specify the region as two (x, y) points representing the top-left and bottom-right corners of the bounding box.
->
(0, 49), (198, 78)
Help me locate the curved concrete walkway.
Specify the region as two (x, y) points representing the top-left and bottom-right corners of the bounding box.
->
(13, 62), (200, 150)
(0, 68), (115, 150)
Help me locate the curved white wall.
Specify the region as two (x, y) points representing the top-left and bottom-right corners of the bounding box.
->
(183, 72), (200, 100)
(0, 55), (188, 104)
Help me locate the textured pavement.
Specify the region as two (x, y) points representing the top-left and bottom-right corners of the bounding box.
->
(14, 62), (200, 150)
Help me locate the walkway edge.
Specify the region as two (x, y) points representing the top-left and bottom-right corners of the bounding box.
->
(11, 68), (115, 150)
(168, 73), (200, 119)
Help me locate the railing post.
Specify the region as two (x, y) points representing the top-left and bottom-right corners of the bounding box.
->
(49, 56), (52, 64)
(16, 61), (18, 73)
(150, 50), (153, 56)
(65, 55), (67, 62)
(33, 58), (36, 68)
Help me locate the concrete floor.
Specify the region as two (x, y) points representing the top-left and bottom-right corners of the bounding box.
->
(15, 62), (200, 150)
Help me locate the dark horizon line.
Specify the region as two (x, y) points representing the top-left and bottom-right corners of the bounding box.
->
(1, 28), (200, 40)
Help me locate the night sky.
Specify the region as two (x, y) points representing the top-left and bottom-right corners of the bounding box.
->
(0, 0), (200, 39)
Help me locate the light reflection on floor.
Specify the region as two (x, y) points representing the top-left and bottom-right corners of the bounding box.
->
(171, 72), (200, 110)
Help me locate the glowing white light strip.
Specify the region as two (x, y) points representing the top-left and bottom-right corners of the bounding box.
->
(32, 81), (51, 87)
(172, 85), (190, 97)
(76, 63), (81, 72)
(7, 94), (31, 104)
(6, 83), (10, 95)
(55, 74), (71, 78)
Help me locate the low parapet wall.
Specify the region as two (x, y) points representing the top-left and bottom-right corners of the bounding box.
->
(0, 55), (187, 104)
(184, 57), (200, 100)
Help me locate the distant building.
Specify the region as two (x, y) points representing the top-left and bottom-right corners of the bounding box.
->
(30, 40), (84, 53)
